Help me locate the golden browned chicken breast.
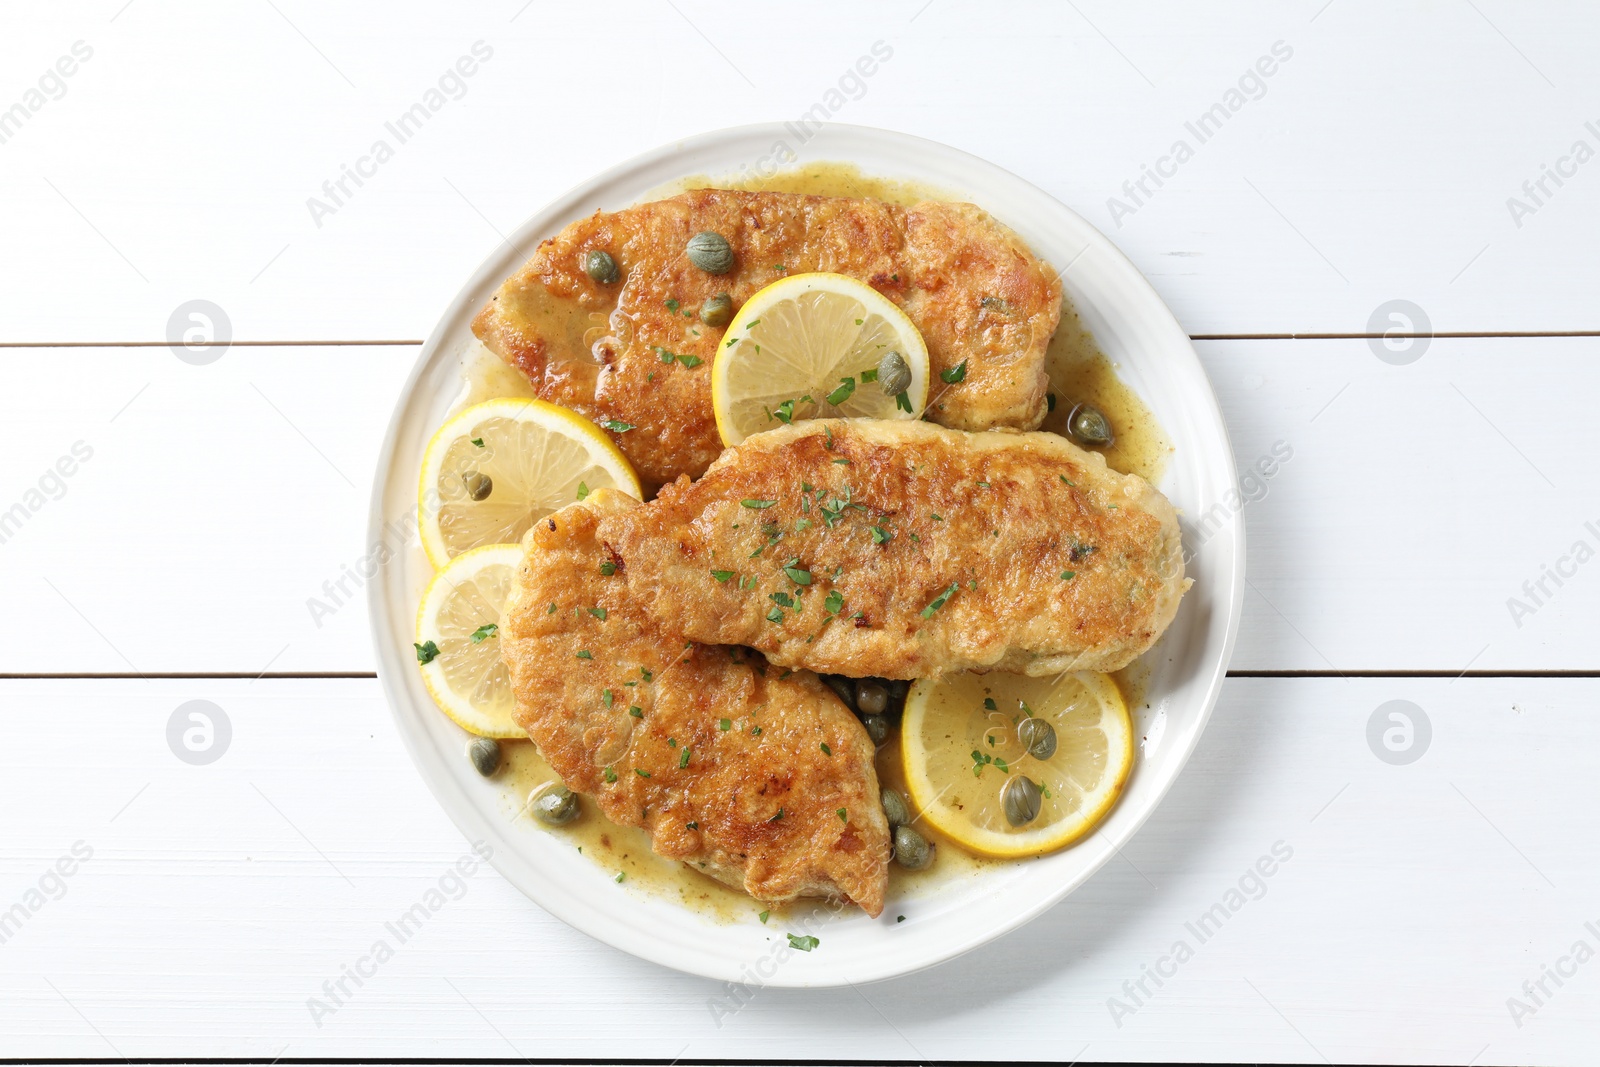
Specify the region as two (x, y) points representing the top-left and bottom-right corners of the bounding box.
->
(473, 189), (1061, 488)
(601, 420), (1187, 679)
(499, 489), (889, 915)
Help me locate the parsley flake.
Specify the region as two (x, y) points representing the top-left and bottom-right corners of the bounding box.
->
(940, 359), (968, 384)
(921, 582), (959, 618)
(786, 933), (819, 951)
(741, 499), (776, 509)
(600, 419), (635, 432)
(711, 569), (734, 582)
(413, 640), (439, 664)
(577, 481), (590, 500)
(826, 377), (856, 406)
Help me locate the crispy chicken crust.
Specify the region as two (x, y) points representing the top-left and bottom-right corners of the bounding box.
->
(473, 189), (1061, 488)
(601, 420), (1187, 679)
(499, 489), (889, 915)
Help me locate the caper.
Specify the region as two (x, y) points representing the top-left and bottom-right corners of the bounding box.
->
(467, 737), (501, 777)
(1017, 716), (1058, 760)
(1066, 402), (1114, 447)
(876, 350), (912, 396)
(1001, 775), (1043, 826)
(892, 825), (935, 870)
(886, 679), (910, 717)
(699, 292), (733, 328)
(822, 674), (857, 712)
(862, 714), (889, 745)
(880, 787), (910, 829)
(461, 469), (493, 501)
(855, 679), (889, 716)
(530, 783), (580, 826)
(583, 249), (619, 284)
(686, 231), (735, 274)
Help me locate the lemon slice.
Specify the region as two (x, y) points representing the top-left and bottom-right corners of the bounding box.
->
(901, 670), (1133, 858)
(419, 398), (640, 568)
(415, 542), (524, 738)
(711, 272), (930, 446)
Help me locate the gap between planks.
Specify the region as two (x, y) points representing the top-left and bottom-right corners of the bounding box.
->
(4, 331), (1600, 349)
(3, 670), (1598, 680)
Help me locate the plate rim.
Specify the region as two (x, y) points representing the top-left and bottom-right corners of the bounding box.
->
(368, 121), (1244, 987)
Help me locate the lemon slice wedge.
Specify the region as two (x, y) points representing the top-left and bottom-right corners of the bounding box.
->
(418, 397), (640, 568)
(710, 272), (930, 446)
(901, 670), (1133, 858)
(414, 542), (524, 738)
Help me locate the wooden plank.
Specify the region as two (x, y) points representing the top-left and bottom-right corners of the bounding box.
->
(0, 675), (1592, 1063)
(1, 2), (1597, 341)
(3, 337), (1594, 674)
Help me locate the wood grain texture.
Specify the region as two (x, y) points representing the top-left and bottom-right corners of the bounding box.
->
(2, 338), (1593, 675)
(0, 2), (1597, 342)
(3, 1), (1598, 1061)
(0, 676), (1592, 1064)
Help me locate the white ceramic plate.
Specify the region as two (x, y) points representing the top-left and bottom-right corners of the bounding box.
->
(369, 123), (1243, 987)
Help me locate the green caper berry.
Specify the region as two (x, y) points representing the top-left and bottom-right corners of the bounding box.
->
(1067, 402), (1114, 447)
(699, 293), (733, 328)
(823, 674), (857, 712)
(855, 680), (889, 716)
(892, 824), (934, 870)
(862, 714), (889, 745)
(462, 469), (493, 501)
(880, 787), (910, 829)
(1017, 716), (1058, 760)
(1001, 775), (1043, 827)
(686, 231), (735, 274)
(531, 783), (580, 826)
(583, 249), (619, 284)
(876, 350), (912, 397)
(467, 737), (501, 777)
(886, 679), (910, 716)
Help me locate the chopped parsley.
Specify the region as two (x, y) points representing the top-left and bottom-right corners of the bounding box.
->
(577, 481), (590, 500)
(634, 768), (651, 778)
(547, 602), (557, 614)
(759, 910), (770, 924)
(665, 298), (680, 313)
(470, 437), (484, 447)
(469, 623), (499, 644)
(711, 569), (735, 582)
(940, 360), (968, 384)
(687, 820), (699, 830)
(769, 808), (785, 822)
(920, 582), (959, 618)
(719, 718), (732, 730)
(823, 589), (844, 615)
(599, 560), (617, 576)
(783, 561), (813, 585)
(603, 766), (617, 783)
(766, 606), (786, 623)
(984, 697), (997, 710)
(741, 499), (776, 509)
(679, 748), (691, 769)
(614, 872), (626, 884)
(837, 808), (848, 821)
(786, 933), (819, 951)
(413, 640), (439, 664)
(820, 742), (832, 756)
(588, 606), (608, 620)
(1060, 570), (1077, 581)
(895, 391), (913, 413)
(602, 688), (614, 709)
(1060, 474), (1076, 487)
(870, 525), (892, 544)
(629, 705), (643, 718)
(576, 650), (592, 660)
(826, 377), (856, 406)
(600, 419), (635, 432)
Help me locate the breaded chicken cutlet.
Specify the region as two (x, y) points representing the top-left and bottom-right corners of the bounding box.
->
(499, 489), (890, 915)
(600, 420), (1187, 679)
(473, 188), (1061, 487)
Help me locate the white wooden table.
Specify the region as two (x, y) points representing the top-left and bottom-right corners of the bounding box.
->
(3, 2), (1597, 1063)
